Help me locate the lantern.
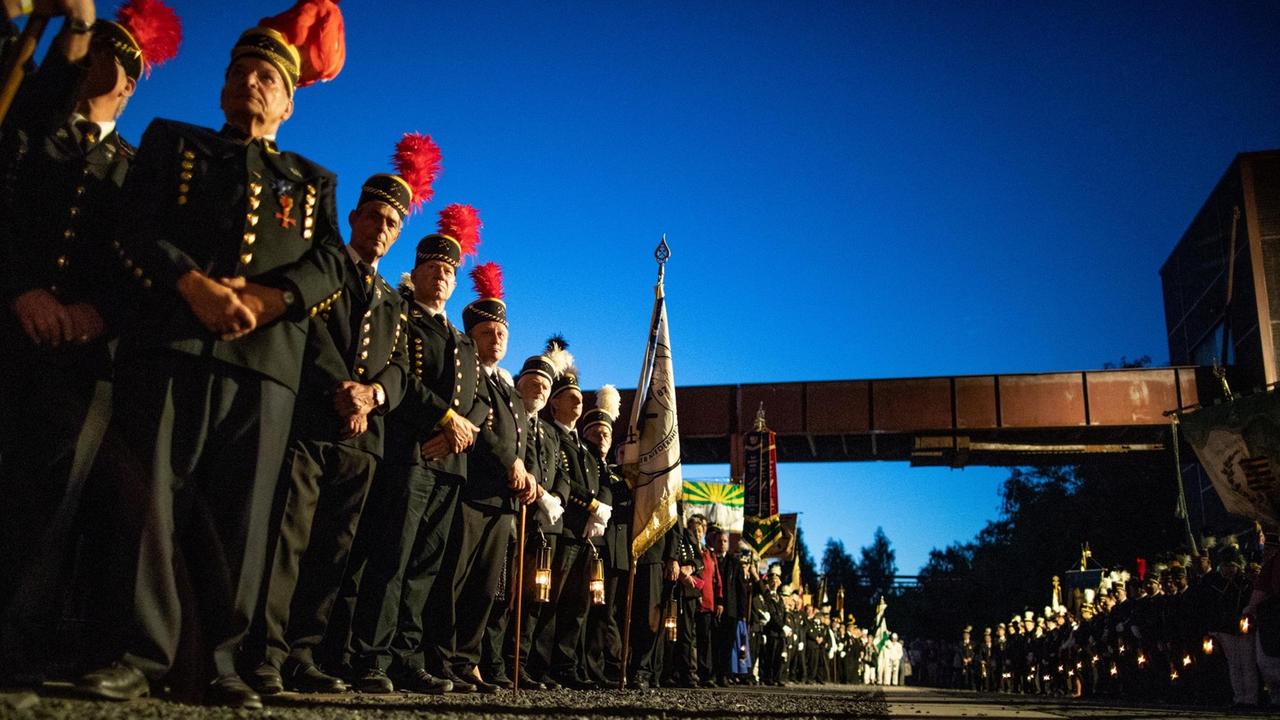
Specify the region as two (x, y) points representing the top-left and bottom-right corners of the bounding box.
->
(1181, 654), (1192, 667)
(1136, 651), (1148, 667)
(663, 597), (679, 641)
(1109, 663), (1118, 677)
(588, 553), (606, 606)
(1170, 669), (1179, 682)
(1241, 616), (1252, 634)
(1202, 636), (1214, 655)
(1118, 643), (1126, 655)
(533, 541), (552, 603)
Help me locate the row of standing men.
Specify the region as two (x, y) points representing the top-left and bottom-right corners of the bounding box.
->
(0, 0), (714, 709)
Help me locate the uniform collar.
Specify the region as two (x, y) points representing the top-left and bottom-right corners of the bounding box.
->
(414, 300), (446, 321)
(72, 113), (115, 142)
(345, 244), (379, 270)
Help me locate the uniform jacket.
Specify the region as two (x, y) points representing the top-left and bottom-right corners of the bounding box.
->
(382, 295), (489, 477)
(290, 253), (408, 458)
(113, 118), (345, 392)
(548, 421), (610, 543)
(591, 451), (631, 572)
(0, 51), (132, 372)
(524, 415), (569, 535)
(463, 368), (529, 511)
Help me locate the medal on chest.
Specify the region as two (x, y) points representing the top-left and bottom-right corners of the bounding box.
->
(272, 178), (297, 228)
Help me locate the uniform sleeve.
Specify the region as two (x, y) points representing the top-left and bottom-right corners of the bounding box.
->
(116, 120), (201, 292)
(370, 298), (409, 414)
(473, 379), (519, 469)
(2, 45), (86, 139)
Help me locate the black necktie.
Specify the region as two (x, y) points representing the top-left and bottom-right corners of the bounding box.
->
(74, 120), (98, 153)
(357, 260), (375, 300)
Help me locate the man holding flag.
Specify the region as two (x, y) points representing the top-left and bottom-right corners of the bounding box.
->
(619, 237), (686, 689)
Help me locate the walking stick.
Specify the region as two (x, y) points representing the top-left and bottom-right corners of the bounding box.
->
(620, 560), (636, 690)
(0, 13), (49, 127)
(513, 503), (527, 693)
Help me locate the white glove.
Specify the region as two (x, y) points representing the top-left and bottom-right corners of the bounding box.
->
(536, 493), (564, 527)
(799, 642), (805, 651)
(591, 501), (613, 526)
(586, 520), (606, 539)
(760, 611), (771, 624)
(782, 625), (791, 637)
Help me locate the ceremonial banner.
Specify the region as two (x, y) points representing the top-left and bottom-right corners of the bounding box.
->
(743, 427), (778, 517)
(1181, 390), (1280, 527)
(623, 269), (684, 559)
(742, 424), (783, 554)
(750, 511), (797, 560)
(682, 480), (744, 532)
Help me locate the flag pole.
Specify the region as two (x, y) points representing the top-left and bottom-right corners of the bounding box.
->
(0, 13), (50, 126)
(512, 504), (527, 693)
(620, 236), (671, 691)
(620, 562), (636, 690)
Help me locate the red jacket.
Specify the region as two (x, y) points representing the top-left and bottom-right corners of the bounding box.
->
(699, 546), (723, 612)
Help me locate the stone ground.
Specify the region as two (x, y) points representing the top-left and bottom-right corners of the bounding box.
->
(5, 683), (1280, 719)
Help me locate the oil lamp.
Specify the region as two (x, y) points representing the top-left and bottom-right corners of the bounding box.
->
(588, 551), (606, 606)
(533, 540), (552, 603)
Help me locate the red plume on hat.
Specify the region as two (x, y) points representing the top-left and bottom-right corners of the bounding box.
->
(259, 0), (346, 87)
(470, 262), (504, 301)
(394, 133), (443, 214)
(115, 0), (182, 76)
(437, 204), (482, 260)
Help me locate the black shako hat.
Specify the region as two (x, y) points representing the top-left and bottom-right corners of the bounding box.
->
(461, 262), (506, 334)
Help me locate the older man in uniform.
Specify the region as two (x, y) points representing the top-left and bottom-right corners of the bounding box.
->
(244, 138), (439, 695)
(74, 3), (346, 708)
(345, 204), (487, 695)
(539, 367), (613, 689)
(0, 0), (179, 678)
(507, 341), (571, 689)
(436, 262), (536, 693)
(581, 386), (627, 686)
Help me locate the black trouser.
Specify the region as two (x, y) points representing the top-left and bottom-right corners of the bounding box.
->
(252, 440), (376, 669)
(517, 532), (558, 679)
(761, 631), (783, 684)
(348, 464), (460, 674)
(547, 538), (592, 680)
(713, 615), (738, 680)
(669, 594), (698, 683)
(442, 501), (514, 677)
(0, 348), (112, 672)
(107, 351), (293, 680)
(627, 562), (666, 683)
(584, 566), (624, 684)
(696, 610), (716, 682)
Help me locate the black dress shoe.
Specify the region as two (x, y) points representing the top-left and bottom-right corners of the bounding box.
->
(75, 662), (149, 701)
(516, 671), (545, 690)
(352, 668), (395, 694)
(393, 668), (452, 695)
(205, 674), (262, 710)
(470, 675), (501, 694)
(285, 662), (347, 693)
(483, 672), (514, 690)
(440, 669), (475, 693)
(249, 662), (284, 695)
(538, 674), (561, 690)
(554, 674), (598, 690)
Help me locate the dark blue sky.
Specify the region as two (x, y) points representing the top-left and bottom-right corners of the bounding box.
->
(98, 1), (1280, 571)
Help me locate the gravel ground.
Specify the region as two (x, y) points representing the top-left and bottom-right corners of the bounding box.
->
(1, 685), (888, 720)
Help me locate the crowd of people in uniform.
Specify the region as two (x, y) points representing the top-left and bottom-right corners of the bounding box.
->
(932, 534), (1280, 709)
(0, 0), (781, 710)
(0, 0), (920, 710)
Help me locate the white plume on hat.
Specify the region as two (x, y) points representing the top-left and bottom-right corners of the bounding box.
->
(596, 384), (621, 422)
(545, 345), (574, 380)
